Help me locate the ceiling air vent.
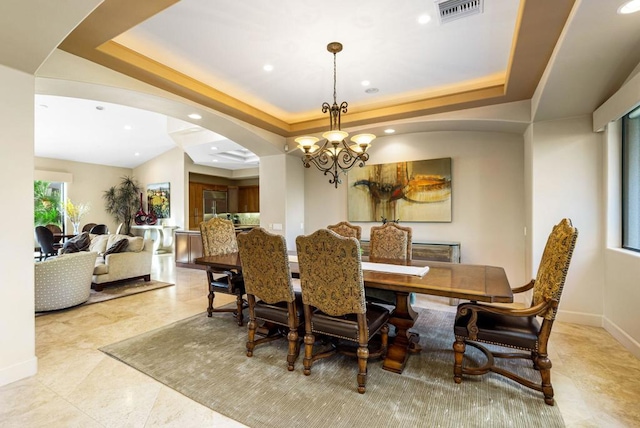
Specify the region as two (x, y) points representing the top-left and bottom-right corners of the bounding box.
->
(435, 0), (484, 24)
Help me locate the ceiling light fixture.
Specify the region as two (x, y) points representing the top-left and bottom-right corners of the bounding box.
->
(263, 64), (274, 72)
(295, 42), (375, 188)
(188, 113), (202, 119)
(384, 129), (396, 134)
(618, 0), (640, 14)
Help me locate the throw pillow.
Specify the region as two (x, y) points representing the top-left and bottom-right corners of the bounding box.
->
(104, 238), (129, 256)
(60, 232), (91, 254)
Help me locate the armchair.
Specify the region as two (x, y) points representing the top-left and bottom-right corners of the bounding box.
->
(453, 218), (578, 405)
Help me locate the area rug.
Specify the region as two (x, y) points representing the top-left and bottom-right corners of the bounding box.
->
(100, 308), (565, 428)
(36, 280), (174, 316)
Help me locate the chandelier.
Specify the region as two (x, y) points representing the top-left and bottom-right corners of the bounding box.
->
(295, 42), (376, 188)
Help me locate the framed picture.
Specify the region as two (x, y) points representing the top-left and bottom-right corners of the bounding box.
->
(347, 158), (452, 222)
(147, 182), (171, 219)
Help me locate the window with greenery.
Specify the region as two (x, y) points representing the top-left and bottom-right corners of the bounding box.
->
(34, 181), (64, 228)
(622, 108), (640, 252)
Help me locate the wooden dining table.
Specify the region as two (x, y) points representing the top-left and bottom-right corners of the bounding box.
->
(195, 253), (513, 374)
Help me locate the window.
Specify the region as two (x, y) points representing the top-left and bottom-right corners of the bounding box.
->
(622, 107), (640, 252)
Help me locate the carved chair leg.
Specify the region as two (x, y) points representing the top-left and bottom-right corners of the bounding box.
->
(453, 338), (466, 384)
(235, 294), (244, 326)
(207, 287), (214, 317)
(380, 324), (389, 357)
(303, 332), (314, 376)
(246, 318), (257, 357)
(357, 344), (369, 394)
(537, 354), (555, 405)
(287, 328), (299, 371)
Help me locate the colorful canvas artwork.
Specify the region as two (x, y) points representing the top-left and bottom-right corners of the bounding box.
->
(147, 182), (171, 219)
(347, 158), (452, 222)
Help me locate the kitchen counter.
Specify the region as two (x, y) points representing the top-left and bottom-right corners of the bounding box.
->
(175, 227), (257, 269)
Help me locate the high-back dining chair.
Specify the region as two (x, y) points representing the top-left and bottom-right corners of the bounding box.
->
(35, 226), (62, 260)
(82, 223), (97, 233)
(296, 229), (390, 393)
(200, 217), (246, 326)
(237, 227), (303, 370)
(327, 221), (362, 241)
(367, 222), (413, 305)
(89, 224), (108, 235)
(453, 218), (578, 405)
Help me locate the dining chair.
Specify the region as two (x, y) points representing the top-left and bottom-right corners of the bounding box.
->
(200, 217), (246, 326)
(453, 218), (578, 406)
(367, 222), (413, 306)
(327, 221), (362, 241)
(89, 224), (108, 235)
(35, 226), (62, 260)
(296, 228), (390, 393)
(82, 223), (97, 233)
(237, 227), (303, 370)
(45, 224), (63, 245)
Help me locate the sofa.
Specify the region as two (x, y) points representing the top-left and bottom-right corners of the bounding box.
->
(88, 234), (154, 291)
(35, 251), (98, 311)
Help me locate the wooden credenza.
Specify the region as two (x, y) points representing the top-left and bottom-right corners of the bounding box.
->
(359, 240), (460, 263)
(175, 230), (205, 269)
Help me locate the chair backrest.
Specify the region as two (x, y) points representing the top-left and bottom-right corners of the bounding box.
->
(327, 221), (362, 241)
(115, 222), (124, 235)
(35, 226), (56, 253)
(200, 217), (238, 256)
(237, 227), (295, 304)
(296, 229), (366, 316)
(369, 222), (413, 261)
(82, 223), (97, 233)
(89, 224), (108, 235)
(533, 218), (578, 320)
(45, 224), (62, 235)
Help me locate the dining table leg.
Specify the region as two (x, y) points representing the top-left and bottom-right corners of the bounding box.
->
(382, 291), (422, 373)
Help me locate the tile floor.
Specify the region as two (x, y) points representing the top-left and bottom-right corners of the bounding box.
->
(2, 254), (639, 427)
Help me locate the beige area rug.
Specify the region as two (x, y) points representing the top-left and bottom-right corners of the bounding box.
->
(36, 280), (174, 316)
(100, 308), (564, 428)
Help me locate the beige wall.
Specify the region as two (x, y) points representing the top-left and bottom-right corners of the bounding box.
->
(34, 157), (133, 233)
(303, 130), (527, 293)
(0, 65), (37, 386)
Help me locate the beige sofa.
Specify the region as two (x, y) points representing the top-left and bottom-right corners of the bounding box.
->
(35, 251), (98, 311)
(89, 234), (154, 291)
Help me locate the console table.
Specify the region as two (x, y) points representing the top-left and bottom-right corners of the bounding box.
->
(131, 225), (178, 254)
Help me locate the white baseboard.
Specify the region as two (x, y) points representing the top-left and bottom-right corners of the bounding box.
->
(556, 309), (603, 327)
(603, 317), (640, 360)
(0, 356), (37, 387)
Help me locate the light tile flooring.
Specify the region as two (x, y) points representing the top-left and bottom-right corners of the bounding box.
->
(2, 254), (639, 427)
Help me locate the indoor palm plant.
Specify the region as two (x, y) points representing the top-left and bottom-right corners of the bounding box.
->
(103, 176), (142, 235)
(34, 180), (62, 227)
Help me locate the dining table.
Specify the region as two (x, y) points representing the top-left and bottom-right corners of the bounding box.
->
(195, 252), (513, 374)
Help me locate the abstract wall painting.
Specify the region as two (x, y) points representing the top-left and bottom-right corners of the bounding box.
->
(147, 182), (171, 219)
(347, 158), (452, 222)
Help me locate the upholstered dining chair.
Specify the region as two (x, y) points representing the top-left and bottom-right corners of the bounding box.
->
(367, 222), (413, 305)
(453, 218), (578, 406)
(89, 224), (108, 235)
(296, 228), (390, 394)
(237, 227), (303, 370)
(200, 217), (246, 326)
(81, 223), (97, 233)
(35, 226), (62, 260)
(327, 221), (362, 241)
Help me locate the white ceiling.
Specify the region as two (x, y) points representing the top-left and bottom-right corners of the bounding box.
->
(28, 0), (640, 170)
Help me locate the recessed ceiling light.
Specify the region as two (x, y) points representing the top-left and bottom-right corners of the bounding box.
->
(134, 152), (140, 156)
(95, 106), (104, 111)
(211, 146), (218, 150)
(212, 159), (219, 163)
(618, 0), (640, 14)
(365, 88), (379, 94)
(39, 104), (48, 108)
(263, 64), (274, 72)
(124, 125), (132, 130)
(361, 80), (370, 86)
(384, 129), (396, 134)
(188, 113), (202, 120)
(418, 14), (432, 24)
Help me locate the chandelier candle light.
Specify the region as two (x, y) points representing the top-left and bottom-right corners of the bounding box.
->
(295, 42), (376, 188)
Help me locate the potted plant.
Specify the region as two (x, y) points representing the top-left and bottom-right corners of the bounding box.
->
(103, 176), (142, 235)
